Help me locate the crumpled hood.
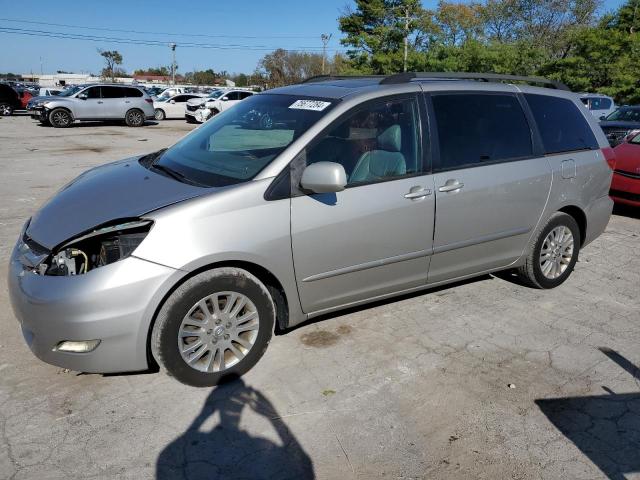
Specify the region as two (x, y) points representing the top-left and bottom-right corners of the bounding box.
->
(187, 97), (208, 106)
(27, 156), (214, 250)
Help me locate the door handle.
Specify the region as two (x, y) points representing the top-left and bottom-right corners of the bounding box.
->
(438, 180), (464, 193)
(125, 101), (131, 103)
(97, 101), (103, 104)
(404, 187), (432, 199)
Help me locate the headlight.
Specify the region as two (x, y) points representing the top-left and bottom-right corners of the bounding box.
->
(46, 219), (153, 276)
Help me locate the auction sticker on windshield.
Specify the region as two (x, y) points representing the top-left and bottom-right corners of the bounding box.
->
(289, 100), (332, 111)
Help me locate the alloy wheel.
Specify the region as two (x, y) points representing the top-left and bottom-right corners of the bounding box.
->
(539, 226), (574, 279)
(178, 291), (260, 373)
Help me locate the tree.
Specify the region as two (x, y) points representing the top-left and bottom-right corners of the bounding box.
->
(257, 49), (330, 87)
(98, 49), (123, 82)
(339, 0), (423, 73)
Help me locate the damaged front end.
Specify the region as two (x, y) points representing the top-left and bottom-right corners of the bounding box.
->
(19, 218), (153, 276)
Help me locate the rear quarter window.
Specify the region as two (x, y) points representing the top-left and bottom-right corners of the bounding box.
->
(525, 94), (598, 154)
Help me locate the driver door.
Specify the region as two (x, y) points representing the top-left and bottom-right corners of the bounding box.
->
(290, 95), (435, 313)
(74, 86), (102, 119)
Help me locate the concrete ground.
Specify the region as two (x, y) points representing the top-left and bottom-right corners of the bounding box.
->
(0, 115), (639, 480)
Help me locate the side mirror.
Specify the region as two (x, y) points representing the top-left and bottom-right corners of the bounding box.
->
(77, 93), (88, 100)
(599, 115), (606, 120)
(170, 100), (176, 104)
(300, 162), (347, 194)
(221, 97), (229, 101)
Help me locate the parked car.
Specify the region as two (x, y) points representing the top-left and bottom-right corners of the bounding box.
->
(9, 73), (614, 387)
(184, 89), (225, 123)
(185, 89), (253, 123)
(579, 93), (616, 119)
(610, 132), (640, 207)
(39, 87), (63, 97)
(144, 86), (164, 97)
(153, 93), (206, 120)
(0, 83), (22, 115)
(156, 87), (185, 100)
(599, 106), (640, 146)
(16, 87), (35, 110)
(27, 84), (155, 128)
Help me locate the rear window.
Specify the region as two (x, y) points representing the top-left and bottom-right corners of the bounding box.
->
(101, 86), (125, 99)
(525, 94), (598, 154)
(432, 93), (533, 170)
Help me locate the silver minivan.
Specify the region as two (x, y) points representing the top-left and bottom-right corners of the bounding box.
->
(9, 73), (615, 386)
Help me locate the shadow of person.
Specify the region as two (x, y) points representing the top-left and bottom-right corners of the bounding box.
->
(157, 378), (314, 480)
(536, 348), (640, 480)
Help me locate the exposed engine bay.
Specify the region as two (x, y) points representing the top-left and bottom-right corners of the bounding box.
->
(23, 219), (153, 276)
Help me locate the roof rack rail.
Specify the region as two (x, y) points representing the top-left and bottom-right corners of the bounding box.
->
(380, 72), (570, 90)
(301, 74), (384, 84)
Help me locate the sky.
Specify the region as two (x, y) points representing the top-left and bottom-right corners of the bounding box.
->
(0, 0), (629, 76)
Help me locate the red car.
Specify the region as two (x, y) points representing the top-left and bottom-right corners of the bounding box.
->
(610, 132), (640, 207)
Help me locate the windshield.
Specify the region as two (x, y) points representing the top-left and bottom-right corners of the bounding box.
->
(605, 108), (640, 122)
(59, 85), (83, 97)
(207, 90), (224, 99)
(149, 94), (335, 187)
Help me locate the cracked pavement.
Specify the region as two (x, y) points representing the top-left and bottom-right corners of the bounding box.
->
(0, 115), (639, 479)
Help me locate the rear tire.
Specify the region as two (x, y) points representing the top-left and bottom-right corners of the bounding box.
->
(516, 212), (580, 289)
(0, 103), (13, 116)
(151, 268), (275, 387)
(48, 108), (72, 128)
(154, 108), (165, 121)
(125, 108), (145, 127)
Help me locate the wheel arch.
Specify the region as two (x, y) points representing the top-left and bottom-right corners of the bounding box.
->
(558, 205), (587, 246)
(145, 260), (290, 370)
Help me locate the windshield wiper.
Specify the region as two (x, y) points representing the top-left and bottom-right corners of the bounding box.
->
(151, 162), (208, 187)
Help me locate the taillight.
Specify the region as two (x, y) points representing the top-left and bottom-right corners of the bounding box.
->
(145, 98), (153, 104)
(602, 147), (616, 170)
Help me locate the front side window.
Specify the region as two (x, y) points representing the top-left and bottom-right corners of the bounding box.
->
(306, 97), (421, 185)
(82, 87), (101, 99)
(149, 94), (336, 187)
(433, 93), (532, 170)
(591, 97), (611, 110)
(525, 94), (598, 154)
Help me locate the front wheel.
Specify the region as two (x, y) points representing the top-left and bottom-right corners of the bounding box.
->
(517, 212), (580, 289)
(154, 108), (165, 121)
(125, 108), (145, 127)
(151, 268), (275, 387)
(49, 108), (73, 128)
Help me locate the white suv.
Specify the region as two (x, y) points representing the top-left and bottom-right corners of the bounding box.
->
(579, 93), (616, 119)
(185, 89), (253, 123)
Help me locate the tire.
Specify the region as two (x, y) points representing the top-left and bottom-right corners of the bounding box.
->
(516, 212), (580, 289)
(154, 108), (165, 121)
(125, 108), (145, 127)
(151, 268), (275, 387)
(0, 103), (13, 116)
(48, 108), (73, 128)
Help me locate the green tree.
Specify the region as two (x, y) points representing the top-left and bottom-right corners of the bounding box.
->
(98, 49), (123, 82)
(339, 0), (423, 73)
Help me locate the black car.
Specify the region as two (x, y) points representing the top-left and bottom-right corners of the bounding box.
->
(0, 83), (21, 116)
(599, 106), (640, 146)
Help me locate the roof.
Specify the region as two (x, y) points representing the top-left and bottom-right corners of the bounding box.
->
(266, 72), (572, 100)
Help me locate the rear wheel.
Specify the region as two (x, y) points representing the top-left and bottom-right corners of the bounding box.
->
(49, 108), (72, 128)
(151, 268), (275, 387)
(125, 108), (145, 127)
(154, 108), (165, 121)
(517, 212), (580, 288)
(0, 103), (14, 116)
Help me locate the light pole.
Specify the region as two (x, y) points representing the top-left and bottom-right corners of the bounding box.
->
(321, 34), (332, 74)
(169, 43), (177, 85)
